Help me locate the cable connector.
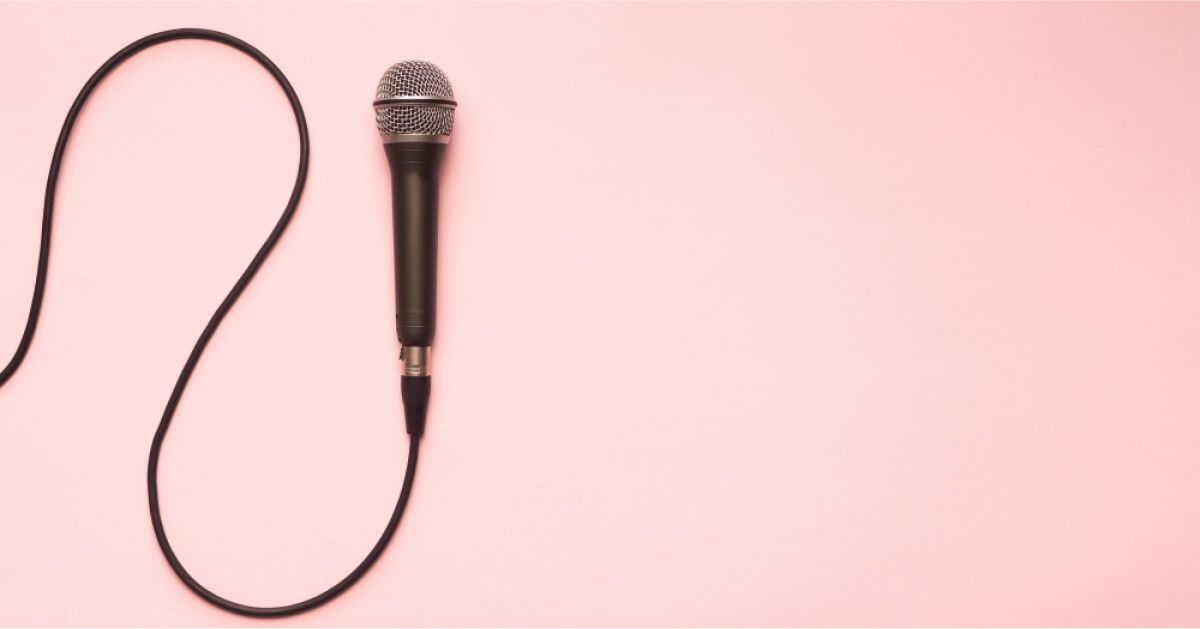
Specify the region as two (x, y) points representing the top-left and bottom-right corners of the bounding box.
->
(401, 376), (431, 435)
(400, 345), (431, 376)
(399, 346), (431, 436)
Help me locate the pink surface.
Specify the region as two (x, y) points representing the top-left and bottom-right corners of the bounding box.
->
(1, 1), (1200, 626)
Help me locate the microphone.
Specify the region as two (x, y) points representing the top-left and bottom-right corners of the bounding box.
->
(374, 61), (455, 435)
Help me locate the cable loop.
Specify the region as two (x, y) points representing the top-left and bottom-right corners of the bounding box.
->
(1, 28), (419, 617)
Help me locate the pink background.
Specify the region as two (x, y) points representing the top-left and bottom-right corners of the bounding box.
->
(2, 1), (1200, 626)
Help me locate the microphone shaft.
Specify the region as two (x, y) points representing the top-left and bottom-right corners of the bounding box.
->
(385, 142), (446, 347)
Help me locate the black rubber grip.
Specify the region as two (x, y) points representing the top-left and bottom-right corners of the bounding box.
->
(385, 142), (446, 346)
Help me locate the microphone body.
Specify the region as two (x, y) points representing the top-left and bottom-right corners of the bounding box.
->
(386, 142), (446, 347)
(374, 60), (456, 435)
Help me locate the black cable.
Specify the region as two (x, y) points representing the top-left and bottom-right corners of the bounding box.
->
(0, 28), (420, 617)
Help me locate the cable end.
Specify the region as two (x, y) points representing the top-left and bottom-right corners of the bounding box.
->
(401, 375), (430, 435)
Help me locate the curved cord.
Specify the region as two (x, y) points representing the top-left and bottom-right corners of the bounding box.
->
(151, 435), (421, 617)
(0, 28), (419, 617)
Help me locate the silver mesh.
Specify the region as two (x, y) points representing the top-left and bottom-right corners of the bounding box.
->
(375, 61), (455, 136)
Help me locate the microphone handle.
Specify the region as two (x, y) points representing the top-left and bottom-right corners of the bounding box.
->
(385, 142), (446, 348)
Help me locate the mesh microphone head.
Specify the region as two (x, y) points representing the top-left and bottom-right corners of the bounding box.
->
(374, 61), (456, 138)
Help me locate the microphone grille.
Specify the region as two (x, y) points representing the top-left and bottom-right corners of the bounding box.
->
(375, 61), (455, 137)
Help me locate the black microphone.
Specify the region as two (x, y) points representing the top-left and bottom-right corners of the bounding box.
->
(374, 61), (455, 435)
